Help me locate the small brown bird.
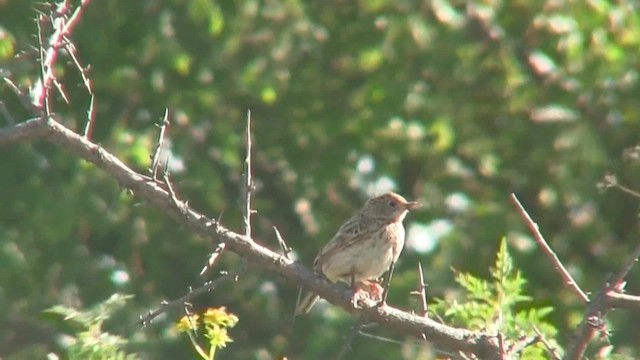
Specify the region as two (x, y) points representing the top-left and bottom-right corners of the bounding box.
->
(294, 192), (421, 315)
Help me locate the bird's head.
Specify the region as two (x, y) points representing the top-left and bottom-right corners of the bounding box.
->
(362, 192), (422, 222)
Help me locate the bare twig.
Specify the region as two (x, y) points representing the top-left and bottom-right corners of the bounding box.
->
(150, 109), (170, 179)
(138, 267), (246, 326)
(509, 193), (589, 303)
(507, 334), (543, 359)
(607, 291), (640, 311)
(163, 171), (188, 215)
(600, 173), (640, 200)
(199, 243), (227, 276)
(4, 78), (38, 114)
(532, 326), (561, 360)
(34, 0), (92, 112)
(53, 79), (69, 104)
(612, 183), (640, 200)
(201, 110), (254, 277)
(36, 14), (51, 115)
(273, 226), (293, 260)
(83, 94), (96, 138)
(336, 319), (365, 360)
(65, 40), (93, 94)
(182, 305), (210, 359)
(564, 241), (640, 360)
(411, 262), (428, 317)
(380, 261), (396, 305)
(609, 241), (640, 291)
(243, 109), (253, 238)
(358, 330), (403, 344)
(497, 331), (506, 360)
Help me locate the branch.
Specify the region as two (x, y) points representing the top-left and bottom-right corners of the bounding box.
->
(150, 109), (170, 179)
(564, 241), (640, 360)
(509, 193), (590, 302)
(0, 116), (503, 359)
(243, 109), (253, 238)
(337, 320), (366, 360)
(510, 194), (640, 359)
(0, 117), (48, 146)
(607, 292), (640, 311)
(410, 262), (428, 317)
(34, 0), (92, 111)
(138, 267), (245, 326)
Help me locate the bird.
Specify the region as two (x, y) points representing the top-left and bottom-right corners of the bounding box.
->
(294, 192), (421, 316)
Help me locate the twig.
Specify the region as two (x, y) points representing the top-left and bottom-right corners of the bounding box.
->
(201, 110), (254, 277)
(151, 109), (170, 179)
(412, 262), (428, 317)
(83, 94), (96, 139)
(508, 334), (542, 359)
(358, 330), (403, 344)
(65, 40), (93, 94)
(183, 305), (210, 359)
(532, 325), (561, 360)
(199, 242), (227, 276)
(609, 241), (640, 291)
(509, 193), (589, 303)
(34, 0), (92, 112)
(380, 261), (396, 305)
(163, 171), (187, 215)
(607, 291), (640, 311)
(600, 173), (640, 200)
(612, 183), (640, 199)
(36, 14), (51, 115)
(3, 78), (38, 114)
(497, 331), (506, 360)
(53, 79), (69, 104)
(336, 319), (365, 360)
(137, 267), (245, 326)
(243, 109), (253, 238)
(273, 226), (293, 260)
(564, 241), (640, 360)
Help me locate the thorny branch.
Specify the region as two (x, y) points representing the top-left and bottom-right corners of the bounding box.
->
(509, 194), (589, 303)
(510, 193), (640, 360)
(138, 268), (246, 327)
(0, 115), (503, 359)
(4, 3), (640, 359)
(150, 109), (170, 179)
(412, 262), (428, 317)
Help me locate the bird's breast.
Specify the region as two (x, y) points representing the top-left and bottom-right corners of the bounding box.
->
(322, 221), (406, 283)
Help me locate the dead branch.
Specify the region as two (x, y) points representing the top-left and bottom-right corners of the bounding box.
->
(510, 194), (589, 302)
(0, 116), (502, 359)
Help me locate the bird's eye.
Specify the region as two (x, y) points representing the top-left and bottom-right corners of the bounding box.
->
(388, 201), (397, 207)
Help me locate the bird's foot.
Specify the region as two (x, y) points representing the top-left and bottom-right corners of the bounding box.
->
(363, 281), (384, 302)
(350, 281), (386, 309)
(350, 287), (371, 309)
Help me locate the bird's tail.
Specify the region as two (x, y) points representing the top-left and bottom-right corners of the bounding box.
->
(294, 288), (319, 316)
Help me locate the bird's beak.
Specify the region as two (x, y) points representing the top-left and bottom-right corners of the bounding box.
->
(405, 201), (422, 210)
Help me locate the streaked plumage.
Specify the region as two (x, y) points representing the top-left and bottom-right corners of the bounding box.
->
(294, 192), (421, 315)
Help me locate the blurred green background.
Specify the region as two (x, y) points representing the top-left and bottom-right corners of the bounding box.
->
(1, 0), (640, 359)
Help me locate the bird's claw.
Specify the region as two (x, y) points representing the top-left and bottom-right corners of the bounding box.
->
(350, 288), (371, 309)
(350, 282), (386, 309)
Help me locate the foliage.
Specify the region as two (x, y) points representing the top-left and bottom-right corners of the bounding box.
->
(2, 0), (640, 359)
(431, 239), (559, 359)
(44, 294), (138, 360)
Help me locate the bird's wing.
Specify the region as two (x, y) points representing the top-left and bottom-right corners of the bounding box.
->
(313, 217), (366, 274)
